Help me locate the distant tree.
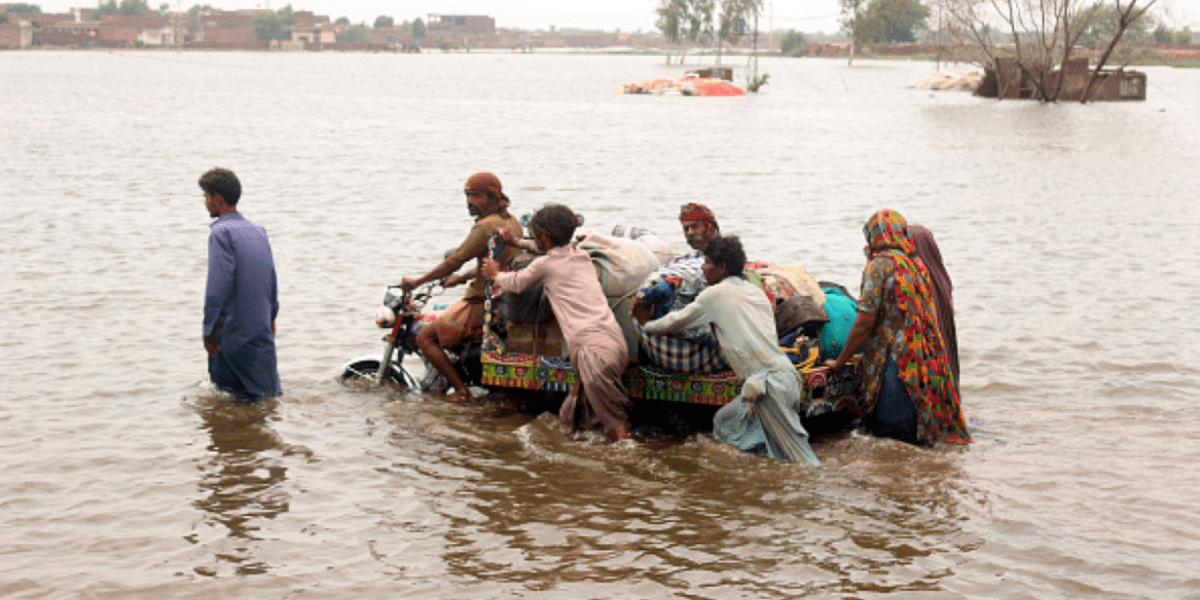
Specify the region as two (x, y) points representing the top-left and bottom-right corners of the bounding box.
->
(336, 24), (370, 42)
(412, 17), (425, 40)
(856, 0), (929, 43)
(656, 0), (689, 63)
(374, 15), (393, 28)
(186, 4), (212, 17)
(779, 29), (808, 56)
(1177, 27), (1192, 44)
(334, 16), (350, 26)
(117, 0), (150, 15)
(276, 3), (294, 26)
(0, 13), (7, 23)
(1078, 2), (1153, 46)
(95, 0), (118, 18)
(252, 11), (284, 43)
(7, 3), (42, 12)
(839, 0), (868, 63)
(715, 0), (762, 64)
(685, 0), (713, 50)
(932, 0), (1158, 102)
(1153, 23), (1171, 43)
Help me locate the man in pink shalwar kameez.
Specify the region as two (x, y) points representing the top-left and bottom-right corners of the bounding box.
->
(482, 204), (633, 441)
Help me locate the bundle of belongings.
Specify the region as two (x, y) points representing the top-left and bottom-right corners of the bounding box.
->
(492, 225), (855, 375)
(636, 259), (844, 373)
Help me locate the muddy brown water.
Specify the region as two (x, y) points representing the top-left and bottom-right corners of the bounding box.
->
(1, 50), (1197, 599)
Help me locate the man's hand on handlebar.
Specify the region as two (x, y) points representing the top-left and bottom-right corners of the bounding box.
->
(400, 277), (419, 291)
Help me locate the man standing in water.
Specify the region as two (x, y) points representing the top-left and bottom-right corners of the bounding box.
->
(401, 172), (524, 402)
(200, 167), (281, 403)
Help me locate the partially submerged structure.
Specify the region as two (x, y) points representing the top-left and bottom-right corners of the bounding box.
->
(975, 56), (1146, 101)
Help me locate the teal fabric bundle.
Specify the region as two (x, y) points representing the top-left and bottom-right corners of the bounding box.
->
(819, 287), (857, 360)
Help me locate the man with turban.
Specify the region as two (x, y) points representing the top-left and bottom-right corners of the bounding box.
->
(631, 203), (722, 321)
(630, 203), (731, 373)
(678, 202), (720, 252)
(402, 172), (524, 402)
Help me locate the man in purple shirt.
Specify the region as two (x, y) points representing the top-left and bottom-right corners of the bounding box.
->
(200, 167), (281, 402)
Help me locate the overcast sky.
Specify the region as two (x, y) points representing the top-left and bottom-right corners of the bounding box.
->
(29, 0), (1200, 33)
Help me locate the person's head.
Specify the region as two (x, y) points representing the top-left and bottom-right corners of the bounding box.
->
(199, 167), (241, 218)
(464, 172), (510, 219)
(679, 203), (720, 250)
(527, 203), (577, 250)
(701, 235), (745, 285)
(863, 209), (913, 257)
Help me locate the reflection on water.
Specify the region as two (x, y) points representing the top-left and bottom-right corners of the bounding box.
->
(190, 395), (288, 577)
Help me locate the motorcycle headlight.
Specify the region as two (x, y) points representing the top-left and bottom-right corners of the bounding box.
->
(375, 305), (396, 328)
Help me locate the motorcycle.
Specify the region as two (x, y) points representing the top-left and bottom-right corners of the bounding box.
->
(339, 281), (482, 393)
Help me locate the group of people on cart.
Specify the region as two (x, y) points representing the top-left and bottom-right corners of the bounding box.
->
(399, 172), (972, 464)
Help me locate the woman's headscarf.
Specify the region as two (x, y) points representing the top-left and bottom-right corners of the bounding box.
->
(908, 224), (958, 390)
(861, 209), (970, 445)
(863, 209), (913, 258)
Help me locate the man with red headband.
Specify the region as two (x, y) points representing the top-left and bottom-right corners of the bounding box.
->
(401, 172), (524, 402)
(632, 203), (721, 322)
(678, 202), (720, 251)
(628, 203), (730, 373)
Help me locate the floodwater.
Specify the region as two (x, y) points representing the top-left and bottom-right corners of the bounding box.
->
(1, 50), (1198, 599)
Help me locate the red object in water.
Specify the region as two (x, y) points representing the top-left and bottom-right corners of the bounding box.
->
(683, 78), (746, 97)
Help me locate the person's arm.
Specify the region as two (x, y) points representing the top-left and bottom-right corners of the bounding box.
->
(826, 258), (886, 369)
(203, 229), (234, 354)
(498, 226), (540, 253)
(443, 269), (475, 288)
(638, 284), (713, 334)
(401, 257), (463, 290)
(828, 310), (875, 369)
(481, 254), (546, 294)
(402, 224), (485, 290)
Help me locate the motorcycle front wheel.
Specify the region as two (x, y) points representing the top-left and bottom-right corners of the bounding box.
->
(339, 359), (409, 388)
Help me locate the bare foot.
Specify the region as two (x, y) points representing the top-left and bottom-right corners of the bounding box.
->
(444, 389), (472, 403)
(609, 423), (633, 442)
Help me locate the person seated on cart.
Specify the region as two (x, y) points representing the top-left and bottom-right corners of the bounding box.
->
(401, 172), (524, 402)
(632, 202), (721, 321)
(629, 203), (731, 372)
(482, 204), (634, 442)
(636, 236), (819, 463)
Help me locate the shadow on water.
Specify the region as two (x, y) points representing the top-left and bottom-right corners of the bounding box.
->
(189, 394), (289, 577)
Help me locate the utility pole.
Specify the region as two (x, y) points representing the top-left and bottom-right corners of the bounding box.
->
(768, 2), (774, 50)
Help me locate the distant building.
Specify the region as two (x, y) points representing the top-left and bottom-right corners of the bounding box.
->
(188, 9), (261, 50)
(427, 14), (495, 36)
(31, 14), (100, 47)
(99, 14), (174, 47)
(288, 11), (334, 47)
(0, 19), (33, 48)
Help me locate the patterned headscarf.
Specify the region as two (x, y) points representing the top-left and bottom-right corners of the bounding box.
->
(863, 209), (913, 257)
(861, 209), (970, 445)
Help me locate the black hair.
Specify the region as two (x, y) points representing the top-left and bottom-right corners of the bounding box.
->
(528, 203), (577, 247)
(703, 235), (745, 278)
(198, 167), (241, 206)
